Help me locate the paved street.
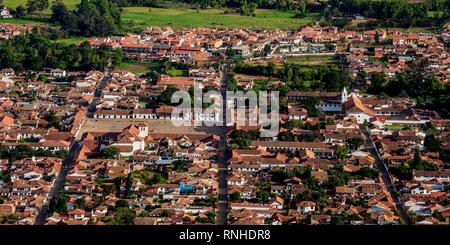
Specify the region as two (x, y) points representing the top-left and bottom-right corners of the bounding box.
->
(34, 142), (81, 225)
(34, 58), (114, 225)
(360, 125), (412, 224)
(216, 63), (230, 225)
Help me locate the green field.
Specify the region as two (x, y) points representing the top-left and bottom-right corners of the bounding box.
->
(3, 0), (81, 13)
(1, 1), (321, 31)
(286, 55), (337, 65)
(252, 80), (268, 91)
(56, 36), (94, 45)
(0, 16), (54, 25)
(121, 8), (321, 30)
(116, 60), (163, 74)
(385, 125), (407, 130)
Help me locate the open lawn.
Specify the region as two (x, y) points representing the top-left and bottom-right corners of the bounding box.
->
(385, 125), (407, 130)
(116, 60), (162, 74)
(286, 55), (337, 65)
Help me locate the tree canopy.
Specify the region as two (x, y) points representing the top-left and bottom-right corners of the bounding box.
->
(51, 0), (122, 36)
(0, 30), (113, 72)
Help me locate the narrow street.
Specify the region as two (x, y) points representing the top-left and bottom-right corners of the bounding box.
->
(87, 58), (114, 118)
(34, 57), (114, 225)
(216, 62), (230, 225)
(360, 125), (412, 224)
(34, 142), (81, 225)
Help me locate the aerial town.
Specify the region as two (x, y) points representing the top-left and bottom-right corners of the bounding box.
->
(0, 0), (449, 227)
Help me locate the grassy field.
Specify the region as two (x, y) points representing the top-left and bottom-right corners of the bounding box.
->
(252, 80), (268, 91)
(286, 55), (337, 65)
(116, 60), (163, 74)
(55, 36), (94, 45)
(3, 0), (81, 13)
(0, 16), (55, 25)
(385, 125), (407, 130)
(121, 8), (321, 30)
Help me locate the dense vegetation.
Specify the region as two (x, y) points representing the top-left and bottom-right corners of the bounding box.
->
(0, 145), (69, 163)
(0, 30), (113, 72)
(364, 59), (449, 117)
(389, 149), (440, 180)
(51, 0), (122, 36)
(234, 60), (352, 93)
(267, 165), (379, 209)
(328, 0), (450, 28)
(231, 60), (352, 112)
(113, 0), (315, 12)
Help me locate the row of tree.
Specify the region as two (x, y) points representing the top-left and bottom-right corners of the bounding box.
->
(111, 0), (319, 15)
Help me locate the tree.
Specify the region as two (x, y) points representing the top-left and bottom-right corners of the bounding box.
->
(256, 190), (271, 203)
(345, 137), (364, 150)
(26, 0), (49, 14)
(226, 46), (235, 57)
(368, 72), (387, 94)
(331, 216), (343, 225)
(278, 131), (295, 141)
(100, 147), (120, 159)
(115, 199), (129, 208)
(49, 194), (68, 214)
(45, 111), (61, 129)
(355, 167), (379, 179)
(111, 207), (135, 225)
(386, 72), (410, 97)
(270, 169), (289, 183)
(173, 160), (188, 172)
(295, 1), (306, 18)
(0, 33), (112, 71)
(74, 198), (86, 210)
(0, 170), (11, 183)
(112, 48), (124, 67)
(55, 149), (69, 161)
(147, 173), (167, 185)
(230, 192), (241, 202)
(374, 32), (380, 43)
(161, 210), (172, 217)
(51, 0), (121, 37)
(336, 145), (348, 159)
(15, 5), (26, 18)
(159, 85), (179, 105)
(423, 76), (445, 96)
(50, 0), (68, 23)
